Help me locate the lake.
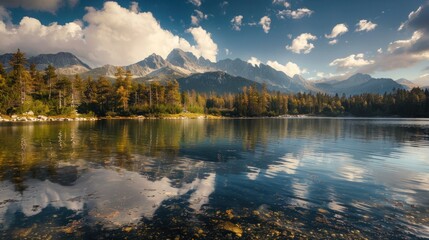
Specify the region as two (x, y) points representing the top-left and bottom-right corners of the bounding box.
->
(0, 118), (428, 239)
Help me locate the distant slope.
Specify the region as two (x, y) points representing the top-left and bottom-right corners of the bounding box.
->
(0, 52), (91, 75)
(167, 48), (216, 73)
(136, 66), (188, 83)
(177, 71), (262, 94)
(396, 78), (418, 90)
(0, 53), (13, 68)
(29, 52), (91, 70)
(0, 51), (416, 95)
(81, 64), (117, 79)
(413, 75), (429, 89)
(316, 73), (404, 95)
(352, 78), (404, 94)
(215, 59), (319, 92)
(126, 53), (169, 76)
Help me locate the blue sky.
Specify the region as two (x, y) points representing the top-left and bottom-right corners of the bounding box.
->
(0, 0), (428, 81)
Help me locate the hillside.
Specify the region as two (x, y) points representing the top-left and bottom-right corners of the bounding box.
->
(177, 71), (262, 94)
(316, 73), (404, 95)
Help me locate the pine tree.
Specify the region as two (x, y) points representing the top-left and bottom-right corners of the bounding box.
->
(9, 49), (31, 105)
(44, 65), (57, 100)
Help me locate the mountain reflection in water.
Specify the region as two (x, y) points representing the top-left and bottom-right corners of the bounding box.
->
(0, 118), (428, 239)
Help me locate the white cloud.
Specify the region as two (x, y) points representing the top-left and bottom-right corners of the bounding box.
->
(0, 16), (86, 57)
(0, 0), (77, 13)
(195, 10), (207, 20)
(272, 0), (290, 8)
(377, 48), (383, 53)
(191, 10), (207, 26)
(329, 53), (374, 70)
(315, 71), (348, 80)
(188, 0), (201, 7)
(231, 15), (243, 31)
(259, 16), (271, 33)
(325, 23), (348, 38)
(358, 3), (429, 73)
(267, 60), (305, 77)
(329, 39), (338, 45)
(387, 30), (423, 53)
(225, 48), (231, 55)
(286, 33), (317, 54)
(0, 1), (218, 66)
(398, 6), (423, 31)
(278, 8), (313, 19)
(247, 57), (261, 67)
(356, 19), (377, 32)
(191, 16), (199, 26)
(186, 27), (218, 62)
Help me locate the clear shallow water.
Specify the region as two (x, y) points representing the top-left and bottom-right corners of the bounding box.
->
(0, 118), (428, 239)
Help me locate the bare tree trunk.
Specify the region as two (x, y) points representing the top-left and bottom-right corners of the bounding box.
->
(59, 91), (62, 109)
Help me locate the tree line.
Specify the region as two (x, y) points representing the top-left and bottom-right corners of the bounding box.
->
(1, 50), (428, 117)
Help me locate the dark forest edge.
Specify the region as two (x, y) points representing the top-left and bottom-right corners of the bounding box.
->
(1, 50), (428, 119)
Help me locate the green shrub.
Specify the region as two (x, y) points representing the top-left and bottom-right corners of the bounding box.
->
(187, 105), (204, 113)
(19, 100), (50, 115)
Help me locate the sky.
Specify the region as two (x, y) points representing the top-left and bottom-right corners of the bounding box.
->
(0, 0), (428, 81)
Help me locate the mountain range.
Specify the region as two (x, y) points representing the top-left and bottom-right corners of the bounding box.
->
(1, 52), (91, 75)
(1, 50), (428, 95)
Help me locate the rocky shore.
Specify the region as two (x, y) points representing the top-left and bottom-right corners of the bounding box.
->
(0, 114), (98, 122)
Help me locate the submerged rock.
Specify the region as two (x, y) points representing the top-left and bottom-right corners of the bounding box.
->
(219, 221), (243, 237)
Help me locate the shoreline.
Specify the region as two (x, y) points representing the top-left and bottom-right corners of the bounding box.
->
(1, 114), (428, 122)
(0, 114), (98, 122)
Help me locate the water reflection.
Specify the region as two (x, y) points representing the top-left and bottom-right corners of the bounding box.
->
(0, 118), (428, 239)
(0, 162), (216, 228)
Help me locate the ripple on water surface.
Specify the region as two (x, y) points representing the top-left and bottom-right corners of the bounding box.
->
(0, 118), (428, 239)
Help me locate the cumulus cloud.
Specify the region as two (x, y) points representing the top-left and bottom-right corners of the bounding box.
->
(0, 0), (77, 13)
(231, 15), (243, 31)
(325, 23), (348, 39)
(377, 48), (383, 53)
(267, 60), (305, 77)
(186, 26), (218, 62)
(191, 9), (208, 26)
(278, 8), (313, 19)
(188, 0), (201, 7)
(0, 1), (218, 66)
(247, 57), (261, 67)
(259, 16), (271, 33)
(358, 2), (429, 73)
(286, 33), (317, 54)
(329, 39), (338, 45)
(0, 16), (85, 57)
(329, 53), (374, 70)
(356, 19), (377, 32)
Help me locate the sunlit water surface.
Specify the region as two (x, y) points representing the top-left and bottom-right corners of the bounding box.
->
(0, 118), (428, 239)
